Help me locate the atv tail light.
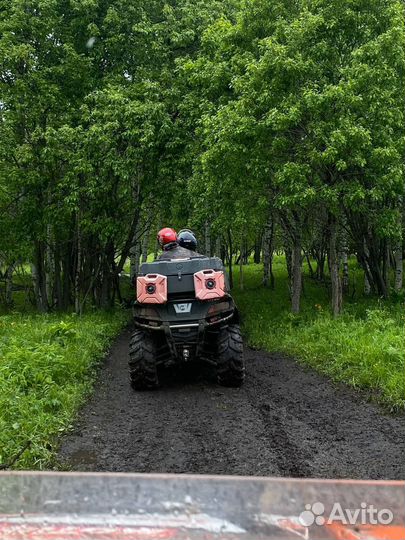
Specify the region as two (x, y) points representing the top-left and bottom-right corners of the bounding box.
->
(194, 270), (226, 300)
(137, 274), (167, 304)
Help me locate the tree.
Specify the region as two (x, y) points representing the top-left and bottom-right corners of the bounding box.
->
(0, 0), (236, 311)
(185, 0), (405, 312)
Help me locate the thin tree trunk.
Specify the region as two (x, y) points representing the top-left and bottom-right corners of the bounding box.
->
(129, 182), (143, 281)
(254, 234), (262, 264)
(291, 235), (302, 314)
(5, 262), (17, 307)
(285, 247), (292, 281)
(341, 251), (349, 293)
(204, 220), (211, 257)
(100, 259), (111, 308)
(362, 239), (372, 295)
(383, 240), (390, 297)
(45, 225), (55, 309)
(363, 233), (388, 298)
(394, 242), (403, 292)
(329, 215), (342, 317)
(32, 242), (48, 312)
(317, 256), (325, 281)
(62, 245), (72, 309)
(364, 273), (371, 295)
(31, 262), (41, 309)
(239, 238), (244, 290)
(129, 221), (141, 298)
(220, 244), (226, 263)
(74, 214), (82, 314)
(134, 240), (141, 277)
(340, 227), (349, 293)
(53, 243), (62, 309)
(115, 180), (142, 276)
(215, 236), (221, 258)
(263, 215), (274, 287)
(130, 234), (141, 283)
(243, 238), (249, 264)
(100, 241), (114, 309)
(141, 226), (151, 263)
(269, 254), (275, 289)
(227, 228), (233, 289)
(304, 251), (315, 278)
(80, 259), (103, 314)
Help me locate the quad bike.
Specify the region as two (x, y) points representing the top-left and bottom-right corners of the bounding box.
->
(129, 256), (245, 389)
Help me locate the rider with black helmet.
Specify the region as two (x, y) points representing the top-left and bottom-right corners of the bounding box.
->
(178, 230), (205, 258)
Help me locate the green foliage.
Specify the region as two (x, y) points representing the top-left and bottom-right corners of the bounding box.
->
(0, 310), (128, 468)
(233, 258), (405, 411)
(1, 0), (404, 308)
(189, 0), (404, 220)
(175, 0), (405, 307)
(0, 0), (237, 311)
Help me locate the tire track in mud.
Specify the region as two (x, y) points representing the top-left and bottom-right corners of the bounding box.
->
(58, 328), (405, 479)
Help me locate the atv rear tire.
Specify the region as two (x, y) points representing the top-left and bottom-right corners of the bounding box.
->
(129, 329), (159, 390)
(216, 324), (245, 387)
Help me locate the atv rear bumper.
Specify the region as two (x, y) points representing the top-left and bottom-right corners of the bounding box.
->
(132, 297), (238, 363)
(134, 311), (234, 332)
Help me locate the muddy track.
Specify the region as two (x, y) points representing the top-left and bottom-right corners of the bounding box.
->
(58, 328), (405, 479)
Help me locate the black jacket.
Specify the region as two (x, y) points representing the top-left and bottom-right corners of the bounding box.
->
(158, 244), (205, 260)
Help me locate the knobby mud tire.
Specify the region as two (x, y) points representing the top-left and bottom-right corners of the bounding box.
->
(216, 324), (245, 387)
(129, 329), (159, 390)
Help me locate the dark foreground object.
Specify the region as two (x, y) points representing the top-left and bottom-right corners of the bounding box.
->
(58, 329), (405, 479)
(0, 472), (404, 540)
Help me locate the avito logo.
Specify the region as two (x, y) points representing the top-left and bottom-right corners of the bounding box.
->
(299, 501), (394, 527)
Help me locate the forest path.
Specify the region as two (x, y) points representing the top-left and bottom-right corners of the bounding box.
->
(58, 328), (405, 479)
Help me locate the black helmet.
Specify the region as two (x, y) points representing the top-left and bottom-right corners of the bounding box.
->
(178, 229), (197, 251)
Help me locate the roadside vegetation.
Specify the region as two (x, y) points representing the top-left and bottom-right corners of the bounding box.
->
(0, 310), (128, 469)
(234, 258), (405, 412)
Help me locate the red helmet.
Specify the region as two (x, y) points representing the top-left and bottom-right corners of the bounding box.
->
(157, 227), (177, 247)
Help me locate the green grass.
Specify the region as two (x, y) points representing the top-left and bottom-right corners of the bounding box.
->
(0, 309), (129, 469)
(233, 257), (405, 412)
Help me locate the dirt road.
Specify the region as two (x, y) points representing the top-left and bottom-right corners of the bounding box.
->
(58, 328), (405, 479)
